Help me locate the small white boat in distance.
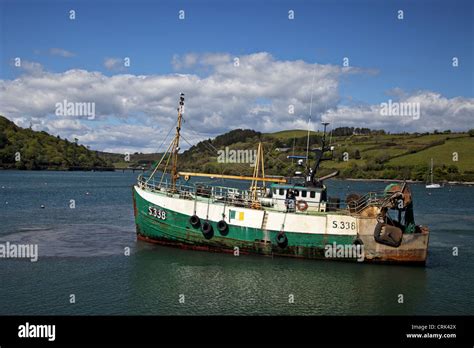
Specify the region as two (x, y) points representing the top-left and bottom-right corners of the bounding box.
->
(426, 158), (442, 189)
(426, 183), (441, 189)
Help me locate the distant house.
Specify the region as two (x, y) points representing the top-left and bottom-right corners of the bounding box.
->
(275, 147), (290, 152)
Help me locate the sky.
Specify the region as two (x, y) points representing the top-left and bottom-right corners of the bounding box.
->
(0, 0), (473, 153)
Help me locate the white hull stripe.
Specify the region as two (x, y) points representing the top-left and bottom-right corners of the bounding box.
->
(135, 186), (358, 236)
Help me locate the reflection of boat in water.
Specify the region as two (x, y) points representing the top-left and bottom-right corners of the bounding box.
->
(132, 94), (430, 264)
(426, 158), (442, 189)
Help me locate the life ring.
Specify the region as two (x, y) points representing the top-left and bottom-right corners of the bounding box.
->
(189, 215), (201, 228)
(276, 232), (288, 248)
(296, 200), (308, 212)
(184, 175), (190, 181)
(217, 220), (229, 235)
(201, 221), (214, 239)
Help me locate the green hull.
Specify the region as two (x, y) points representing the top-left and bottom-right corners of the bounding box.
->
(133, 186), (358, 260)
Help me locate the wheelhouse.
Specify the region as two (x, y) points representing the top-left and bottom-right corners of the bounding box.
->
(269, 183), (328, 212)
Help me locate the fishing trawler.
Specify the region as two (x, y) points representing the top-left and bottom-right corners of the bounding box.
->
(132, 94), (430, 264)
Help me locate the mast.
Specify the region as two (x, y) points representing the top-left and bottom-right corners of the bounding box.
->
(171, 93), (185, 192)
(250, 142), (266, 202)
(430, 158), (434, 184)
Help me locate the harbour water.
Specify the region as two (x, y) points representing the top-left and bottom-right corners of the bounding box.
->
(0, 171), (473, 315)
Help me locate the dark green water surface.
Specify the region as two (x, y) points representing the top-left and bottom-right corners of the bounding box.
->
(0, 171), (473, 315)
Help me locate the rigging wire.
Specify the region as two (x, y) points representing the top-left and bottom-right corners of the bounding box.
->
(181, 116), (221, 154)
(145, 139), (174, 184)
(180, 115), (294, 181)
(144, 120), (177, 183)
(180, 133), (249, 177)
(156, 120), (177, 154)
(145, 121), (175, 168)
(181, 116), (256, 176)
(159, 146), (173, 186)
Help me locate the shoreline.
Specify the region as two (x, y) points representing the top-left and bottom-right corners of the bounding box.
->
(1, 168), (474, 186)
(339, 177), (474, 186)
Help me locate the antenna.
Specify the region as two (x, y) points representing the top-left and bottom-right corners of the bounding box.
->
(321, 122), (329, 143)
(305, 65), (316, 170)
(307, 121), (332, 185)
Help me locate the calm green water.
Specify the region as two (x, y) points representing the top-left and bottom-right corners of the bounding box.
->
(0, 171), (473, 315)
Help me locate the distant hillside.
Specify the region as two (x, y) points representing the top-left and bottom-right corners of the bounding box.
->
(0, 115), (113, 170)
(2, 115), (473, 182)
(268, 129), (318, 139)
(101, 151), (164, 170)
(175, 128), (474, 183)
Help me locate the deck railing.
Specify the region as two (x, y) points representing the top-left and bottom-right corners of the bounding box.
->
(137, 174), (388, 215)
(351, 191), (387, 214)
(137, 174), (258, 207)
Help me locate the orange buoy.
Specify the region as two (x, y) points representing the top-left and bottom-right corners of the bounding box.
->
(296, 200), (308, 212)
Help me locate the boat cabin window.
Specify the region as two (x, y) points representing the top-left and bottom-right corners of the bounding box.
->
(294, 190), (299, 196)
(273, 188), (276, 195)
(310, 191), (316, 198)
(279, 188), (284, 196)
(301, 190), (307, 198)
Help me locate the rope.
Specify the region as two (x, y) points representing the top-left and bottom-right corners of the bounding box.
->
(145, 139), (174, 185)
(280, 209), (289, 233)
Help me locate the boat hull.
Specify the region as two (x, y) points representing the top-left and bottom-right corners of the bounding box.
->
(133, 186), (429, 265)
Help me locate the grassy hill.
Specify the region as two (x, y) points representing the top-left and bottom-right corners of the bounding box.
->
(269, 129), (319, 139)
(0, 115), (113, 170)
(175, 128), (474, 183)
(317, 132), (474, 182)
(1, 114), (473, 182)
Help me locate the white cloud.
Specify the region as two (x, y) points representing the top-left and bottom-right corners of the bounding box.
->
(49, 48), (75, 58)
(103, 57), (123, 71)
(47, 118), (89, 132)
(171, 53), (232, 70)
(0, 52), (472, 153)
(322, 92), (474, 132)
(15, 60), (44, 75)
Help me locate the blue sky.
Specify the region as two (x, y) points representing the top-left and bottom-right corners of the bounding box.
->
(2, 0), (472, 99)
(0, 0), (472, 152)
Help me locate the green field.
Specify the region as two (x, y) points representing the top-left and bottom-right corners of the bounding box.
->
(388, 136), (474, 172)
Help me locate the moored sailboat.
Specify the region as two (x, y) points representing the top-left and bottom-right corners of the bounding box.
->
(426, 158), (442, 189)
